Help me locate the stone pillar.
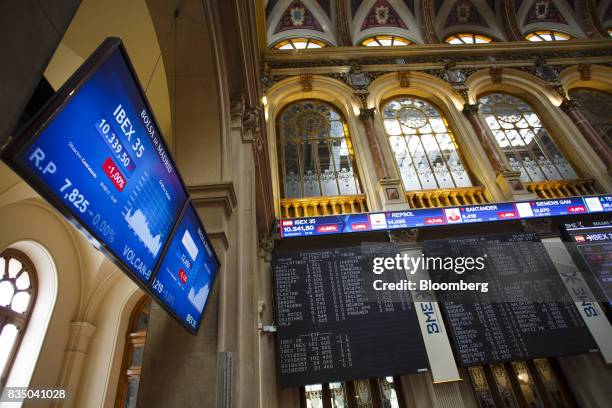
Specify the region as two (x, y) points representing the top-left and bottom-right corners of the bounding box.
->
(560, 99), (612, 170)
(54, 322), (96, 408)
(358, 107), (389, 180)
(463, 104), (536, 200)
(359, 107), (407, 210)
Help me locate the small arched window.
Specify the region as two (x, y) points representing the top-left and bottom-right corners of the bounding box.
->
(382, 97), (472, 191)
(115, 296), (151, 408)
(444, 33), (493, 44)
(360, 35), (412, 46)
(0, 249), (37, 388)
(478, 93), (577, 182)
(525, 30), (573, 41)
(272, 38), (329, 49)
(277, 100), (362, 198)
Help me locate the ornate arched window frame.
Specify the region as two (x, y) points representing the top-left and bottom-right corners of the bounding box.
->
(0, 249), (38, 389)
(275, 99), (364, 199)
(477, 90), (579, 182)
(379, 94), (476, 192)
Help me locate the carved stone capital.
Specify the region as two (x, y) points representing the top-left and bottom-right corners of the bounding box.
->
(559, 98), (578, 114)
(359, 107), (376, 120)
(258, 233), (274, 260)
(463, 103), (479, 116)
(242, 106), (261, 133)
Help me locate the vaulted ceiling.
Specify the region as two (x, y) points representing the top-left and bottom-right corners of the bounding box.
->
(263, 0), (611, 47)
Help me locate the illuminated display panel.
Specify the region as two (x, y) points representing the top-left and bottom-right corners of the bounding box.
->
(151, 204), (219, 332)
(1, 38), (218, 333)
(563, 222), (612, 307)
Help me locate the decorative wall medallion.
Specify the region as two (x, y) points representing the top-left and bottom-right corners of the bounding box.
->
(274, 0), (323, 33)
(457, 2), (471, 23)
(290, 5), (306, 25)
(535, 0), (550, 19)
(375, 5), (390, 24)
(361, 0), (407, 29)
(347, 64), (370, 89)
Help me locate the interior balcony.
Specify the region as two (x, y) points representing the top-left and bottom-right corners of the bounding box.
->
(405, 186), (488, 209)
(280, 194), (368, 218)
(524, 178), (598, 199)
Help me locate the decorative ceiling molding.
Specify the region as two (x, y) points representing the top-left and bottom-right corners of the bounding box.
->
(502, 0), (525, 41)
(422, 0), (440, 42)
(336, 0), (353, 45)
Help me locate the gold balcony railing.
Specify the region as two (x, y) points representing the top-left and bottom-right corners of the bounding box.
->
(525, 179), (598, 199)
(406, 186), (488, 208)
(280, 194), (368, 218)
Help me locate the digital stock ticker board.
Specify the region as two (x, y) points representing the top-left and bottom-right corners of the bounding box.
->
(424, 232), (597, 366)
(272, 246), (428, 387)
(562, 221), (612, 307)
(1, 38), (219, 334)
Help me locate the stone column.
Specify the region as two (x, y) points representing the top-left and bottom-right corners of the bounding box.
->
(358, 107), (389, 180)
(560, 99), (612, 170)
(463, 104), (536, 200)
(359, 107), (408, 210)
(463, 104), (508, 173)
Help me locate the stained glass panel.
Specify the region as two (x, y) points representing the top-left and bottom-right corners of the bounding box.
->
(478, 93), (577, 182)
(278, 100), (362, 198)
(383, 97), (472, 191)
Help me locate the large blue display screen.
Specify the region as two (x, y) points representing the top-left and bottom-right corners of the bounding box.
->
(151, 204), (219, 331)
(2, 39), (219, 333)
(14, 44), (187, 284)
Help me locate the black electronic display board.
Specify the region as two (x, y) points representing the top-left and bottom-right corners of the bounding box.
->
(562, 221), (612, 307)
(424, 232), (596, 366)
(272, 246), (428, 388)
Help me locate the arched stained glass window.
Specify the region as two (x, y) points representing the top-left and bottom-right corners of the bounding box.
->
(382, 97), (472, 191)
(444, 33), (493, 44)
(568, 88), (612, 150)
(0, 249), (37, 388)
(525, 30), (573, 41)
(273, 38), (329, 49)
(478, 93), (577, 182)
(360, 35), (412, 46)
(277, 100), (362, 198)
